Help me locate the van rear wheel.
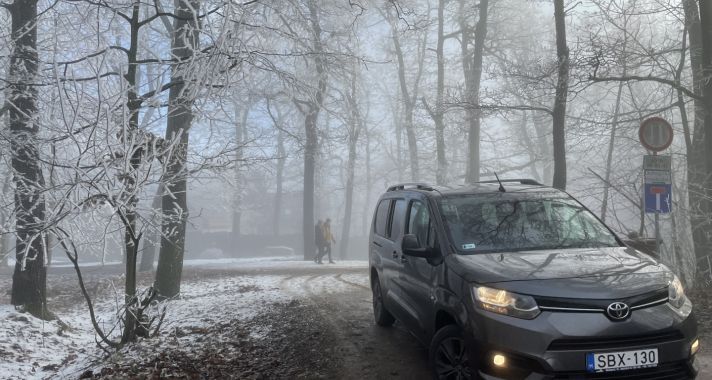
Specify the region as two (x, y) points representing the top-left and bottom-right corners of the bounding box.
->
(372, 277), (395, 326)
(430, 325), (474, 380)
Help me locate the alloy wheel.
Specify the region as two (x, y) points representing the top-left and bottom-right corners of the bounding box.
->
(434, 336), (471, 380)
(373, 281), (383, 316)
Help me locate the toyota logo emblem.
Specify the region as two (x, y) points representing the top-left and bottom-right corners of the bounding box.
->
(606, 302), (630, 320)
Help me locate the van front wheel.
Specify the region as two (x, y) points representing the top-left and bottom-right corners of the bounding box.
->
(429, 325), (474, 380)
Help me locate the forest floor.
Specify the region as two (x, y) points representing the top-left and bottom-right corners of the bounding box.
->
(1, 257), (711, 379)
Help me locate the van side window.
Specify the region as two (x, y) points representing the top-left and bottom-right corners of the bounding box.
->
(407, 200), (431, 247)
(389, 199), (407, 240)
(374, 200), (391, 237)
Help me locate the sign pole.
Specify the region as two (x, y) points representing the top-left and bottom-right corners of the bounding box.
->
(639, 117), (673, 258)
(655, 212), (660, 256)
(654, 152), (661, 256)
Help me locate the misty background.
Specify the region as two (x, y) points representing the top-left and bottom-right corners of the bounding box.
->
(2, 0), (712, 343)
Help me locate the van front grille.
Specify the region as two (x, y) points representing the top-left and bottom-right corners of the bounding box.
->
(552, 360), (692, 379)
(548, 330), (684, 351)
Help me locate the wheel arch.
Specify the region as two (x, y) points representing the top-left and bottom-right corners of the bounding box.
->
(435, 309), (458, 331)
(370, 266), (380, 288)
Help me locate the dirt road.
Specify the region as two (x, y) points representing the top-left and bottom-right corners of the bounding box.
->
(277, 270), (431, 379)
(3, 260), (709, 379)
(57, 264), (433, 379)
(235, 264), (711, 380)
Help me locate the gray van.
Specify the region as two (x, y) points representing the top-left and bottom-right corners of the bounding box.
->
(369, 180), (698, 379)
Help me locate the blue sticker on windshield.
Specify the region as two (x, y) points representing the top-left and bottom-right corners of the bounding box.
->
(462, 243), (476, 250)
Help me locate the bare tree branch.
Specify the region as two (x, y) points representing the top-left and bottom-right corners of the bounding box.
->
(590, 74), (702, 100)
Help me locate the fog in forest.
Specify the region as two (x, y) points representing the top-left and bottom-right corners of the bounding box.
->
(2, 0), (712, 378)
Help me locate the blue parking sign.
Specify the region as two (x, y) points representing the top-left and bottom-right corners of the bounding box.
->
(644, 184), (671, 213)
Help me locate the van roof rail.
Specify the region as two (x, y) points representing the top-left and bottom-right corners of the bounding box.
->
(477, 179), (544, 186)
(387, 182), (435, 192)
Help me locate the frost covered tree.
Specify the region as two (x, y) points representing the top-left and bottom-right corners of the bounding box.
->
(154, 0), (201, 300)
(3, 0), (49, 319)
(551, 0), (569, 190)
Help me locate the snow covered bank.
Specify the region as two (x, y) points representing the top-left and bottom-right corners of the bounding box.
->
(1, 256), (367, 379)
(183, 255), (368, 270)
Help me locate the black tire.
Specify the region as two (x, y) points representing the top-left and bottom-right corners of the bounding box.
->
(429, 325), (475, 380)
(372, 277), (395, 326)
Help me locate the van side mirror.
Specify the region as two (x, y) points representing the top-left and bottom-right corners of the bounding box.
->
(402, 234), (437, 258)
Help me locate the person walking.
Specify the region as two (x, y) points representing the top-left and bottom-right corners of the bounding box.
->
(322, 218), (336, 264)
(314, 220), (325, 263)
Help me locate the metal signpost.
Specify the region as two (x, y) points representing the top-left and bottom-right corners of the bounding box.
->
(639, 117), (673, 256)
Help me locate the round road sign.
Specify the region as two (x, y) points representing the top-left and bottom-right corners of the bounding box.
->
(639, 117), (673, 152)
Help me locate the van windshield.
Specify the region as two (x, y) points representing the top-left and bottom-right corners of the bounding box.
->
(438, 194), (620, 254)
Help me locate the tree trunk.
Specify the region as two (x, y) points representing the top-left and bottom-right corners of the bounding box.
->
(552, 0), (570, 190)
(601, 80), (626, 222)
(274, 126), (285, 237)
(120, 2), (144, 344)
(232, 103), (248, 236)
(266, 100), (285, 237)
(514, 112), (541, 181)
(434, 0), (447, 185)
(393, 96), (404, 182)
(362, 124), (372, 236)
(340, 134), (357, 259)
(303, 111), (318, 260)
(675, 26), (692, 283)
(532, 111), (553, 184)
(8, 0), (48, 319)
(0, 129), (10, 269)
(139, 185), (163, 272)
(121, 209), (139, 344)
(698, 2), (712, 283)
(391, 25), (420, 181)
(301, 0), (327, 260)
(0, 196), (6, 268)
(600, 13), (630, 221)
(155, 0), (200, 299)
(682, 0), (710, 282)
(340, 71), (361, 259)
(461, 0), (488, 184)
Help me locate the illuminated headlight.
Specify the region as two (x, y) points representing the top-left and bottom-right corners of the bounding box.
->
(474, 286), (540, 319)
(668, 276), (687, 309)
(691, 339), (700, 356)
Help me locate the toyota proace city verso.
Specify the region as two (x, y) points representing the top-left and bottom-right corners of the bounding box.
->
(369, 180), (698, 380)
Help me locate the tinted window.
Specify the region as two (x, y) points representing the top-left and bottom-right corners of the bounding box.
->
(438, 195), (619, 253)
(407, 200), (432, 248)
(389, 199), (407, 240)
(374, 200), (391, 237)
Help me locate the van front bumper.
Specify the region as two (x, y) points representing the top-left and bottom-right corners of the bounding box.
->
(463, 301), (698, 379)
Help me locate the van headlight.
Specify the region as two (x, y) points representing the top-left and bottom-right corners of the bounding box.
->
(668, 276), (686, 309)
(474, 286), (540, 319)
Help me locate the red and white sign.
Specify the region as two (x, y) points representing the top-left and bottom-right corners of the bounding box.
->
(639, 117), (673, 152)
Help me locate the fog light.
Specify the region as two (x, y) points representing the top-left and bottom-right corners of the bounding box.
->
(493, 353), (506, 367)
(691, 339), (700, 355)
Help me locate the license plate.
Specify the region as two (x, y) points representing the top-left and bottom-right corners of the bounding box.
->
(586, 348), (658, 373)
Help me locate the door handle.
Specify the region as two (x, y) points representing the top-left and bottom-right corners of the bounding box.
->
(373, 241), (382, 247)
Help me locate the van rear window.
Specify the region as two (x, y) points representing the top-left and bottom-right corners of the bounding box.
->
(374, 200), (391, 237)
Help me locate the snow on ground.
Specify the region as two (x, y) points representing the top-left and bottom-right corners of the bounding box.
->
(0, 257), (368, 379)
(340, 273), (370, 288)
(183, 255), (368, 270)
(58, 274), (295, 378)
(0, 305), (96, 379)
(15, 257), (709, 378)
(5, 260), (124, 269)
